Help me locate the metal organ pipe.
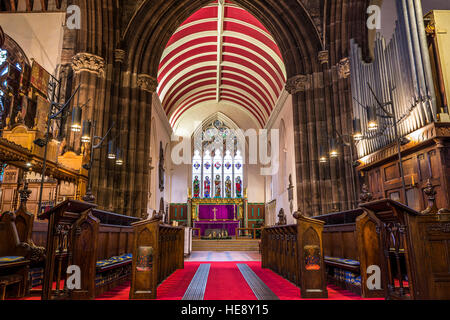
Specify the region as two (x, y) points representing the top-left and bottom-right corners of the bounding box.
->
(414, 0), (438, 120)
(350, 0), (437, 159)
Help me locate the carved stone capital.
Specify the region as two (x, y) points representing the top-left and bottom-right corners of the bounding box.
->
(137, 74), (158, 93)
(318, 50), (329, 65)
(72, 52), (105, 75)
(285, 75), (310, 94)
(114, 49), (126, 64)
(338, 57), (351, 79)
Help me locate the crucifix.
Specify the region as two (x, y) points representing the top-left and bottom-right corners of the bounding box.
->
(213, 207), (217, 221)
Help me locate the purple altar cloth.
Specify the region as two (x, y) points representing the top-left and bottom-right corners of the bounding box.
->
(198, 205), (235, 220)
(193, 221), (240, 236)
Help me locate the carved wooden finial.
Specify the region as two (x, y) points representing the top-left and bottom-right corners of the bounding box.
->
(293, 210), (305, 220)
(359, 184), (373, 204)
(18, 181), (32, 209)
(422, 179), (438, 215)
(152, 210), (163, 221)
(277, 208), (287, 225)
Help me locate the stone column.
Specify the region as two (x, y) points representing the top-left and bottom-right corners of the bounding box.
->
(133, 74), (157, 218)
(71, 52), (105, 202)
(286, 74), (312, 215)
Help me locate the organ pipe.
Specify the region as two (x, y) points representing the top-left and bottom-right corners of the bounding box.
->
(350, 0), (438, 158)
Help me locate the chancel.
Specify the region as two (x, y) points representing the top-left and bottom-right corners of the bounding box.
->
(0, 0), (449, 304)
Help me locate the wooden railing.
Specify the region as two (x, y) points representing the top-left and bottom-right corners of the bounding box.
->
(235, 228), (262, 240)
(192, 228), (201, 239)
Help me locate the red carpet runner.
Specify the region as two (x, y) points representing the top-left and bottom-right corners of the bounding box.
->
(94, 261), (383, 300)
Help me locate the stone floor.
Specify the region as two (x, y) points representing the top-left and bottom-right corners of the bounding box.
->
(185, 251), (261, 261)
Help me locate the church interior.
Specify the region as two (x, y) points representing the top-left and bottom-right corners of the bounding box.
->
(0, 0), (450, 304)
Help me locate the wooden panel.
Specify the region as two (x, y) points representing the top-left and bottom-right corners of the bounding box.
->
(384, 163), (399, 182)
(169, 203), (188, 225)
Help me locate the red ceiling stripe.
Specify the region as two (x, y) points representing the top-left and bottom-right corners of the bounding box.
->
(224, 7), (270, 35)
(163, 72), (217, 105)
(221, 66), (275, 102)
(171, 96), (218, 126)
(223, 21), (280, 57)
(221, 88), (267, 121)
(220, 96), (265, 127)
(165, 79), (217, 114)
(180, 6), (218, 26)
(166, 83), (217, 114)
(222, 45), (283, 88)
(158, 54), (216, 85)
(159, 45), (217, 80)
(170, 91), (218, 122)
(158, 1), (286, 128)
(158, 65), (216, 96)
(222, 55), (280, 92)
(221, 72), (273, 109)
(166, 21), (217, 47)
(224, 36), (285, 79)
(159, 36), (217, 73)
(173, 95), (265, 128)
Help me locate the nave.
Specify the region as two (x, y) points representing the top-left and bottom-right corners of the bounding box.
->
(17, 252), (381, 301)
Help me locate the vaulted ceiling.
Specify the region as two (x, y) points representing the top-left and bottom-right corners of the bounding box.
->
(157, 0), (287, 128)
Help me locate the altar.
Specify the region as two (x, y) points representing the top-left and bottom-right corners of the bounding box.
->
(193, 204), (240, 236)
(188, 185), (248, 239)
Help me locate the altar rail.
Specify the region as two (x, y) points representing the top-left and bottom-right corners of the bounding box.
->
(236, 228), (262, 240)
(129, 215), (184, 299)
(261, 214), (328, 298)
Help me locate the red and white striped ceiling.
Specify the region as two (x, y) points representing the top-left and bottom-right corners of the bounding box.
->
(157, 0), (286, 128)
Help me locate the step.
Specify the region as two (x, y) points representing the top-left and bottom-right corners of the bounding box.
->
(192, 240), (260, 251)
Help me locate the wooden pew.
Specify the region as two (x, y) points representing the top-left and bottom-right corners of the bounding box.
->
(38, 200), (140, 300)
(129, 213), (184, 299)
(360, 199), (450, 300)
(261, 213), (328, 298)
(315, 209), (384, 298)
(0, 186), (46, 297)
(90, 208), (140, 298)
(0, 211), (31, 299)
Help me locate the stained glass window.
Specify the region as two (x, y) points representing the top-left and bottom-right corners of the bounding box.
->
(223, 150), (233, 198)
(213, 150), (222, 198)
(203, 150), (212, 198)
(234, 150), (243, 198)
(192, 121), (244, 199)
(192, 150), (202, 198)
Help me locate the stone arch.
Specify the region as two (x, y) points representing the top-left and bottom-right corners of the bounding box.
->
(123, 0), (322, 78)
